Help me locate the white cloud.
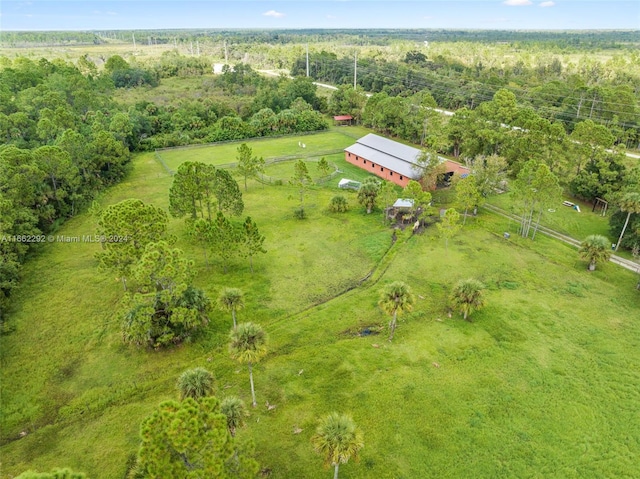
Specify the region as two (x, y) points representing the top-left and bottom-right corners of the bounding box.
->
(326, 14), (337, 19)
(503, 0), (532, 5)
(263, 10), (285, 18)
(539, 1), (555, 6)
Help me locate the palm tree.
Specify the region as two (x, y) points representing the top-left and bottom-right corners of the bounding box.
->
(357, 177), (380, 214)
(378, 281), (415, 341)
(311, 413), (364, 479)
(615, 192), (640, 252)
(579, 234), (612, 271)
(220, 396), (248, 437)
(176, 367), (215, 400)
(229, 322), (267, 407)
(217, 288), (245, 330)
(450, 279), (486, 321)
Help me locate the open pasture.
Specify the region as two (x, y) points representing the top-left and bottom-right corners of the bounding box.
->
(487, 191), (614, 242)
(156, 128), (366, 171)
(1, 129), (640, 478)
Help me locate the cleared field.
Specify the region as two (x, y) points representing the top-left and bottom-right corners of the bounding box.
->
(487, 191), (613, 241)
(156, 128), (366, 171)
(1, 129), (640, 478)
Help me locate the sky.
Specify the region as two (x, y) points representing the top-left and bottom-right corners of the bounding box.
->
(1, 1), (638, 31)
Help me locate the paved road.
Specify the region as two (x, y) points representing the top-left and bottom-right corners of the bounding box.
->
(482, 203), (640, 273)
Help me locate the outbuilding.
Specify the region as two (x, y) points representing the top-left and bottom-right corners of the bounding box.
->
(333, 115), (353, 126)
(344, 133), (469, 188)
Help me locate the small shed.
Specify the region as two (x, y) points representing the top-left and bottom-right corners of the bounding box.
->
(387, 198), (416, 223)
(333, 115), (353, 126)
(392, 198), (415, 210)
(338, 178), (361, 190)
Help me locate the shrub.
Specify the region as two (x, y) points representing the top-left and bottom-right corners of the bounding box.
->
(293, 206), (306, 219)
(328, 195), (349, 213)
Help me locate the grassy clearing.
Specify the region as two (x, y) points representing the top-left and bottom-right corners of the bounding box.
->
(486, 191), (612, 240)
(2, 129), (640, 478)
(157, 128), (364, 171)
(113, 74), (223, 106)
(0, 42), (197, 64)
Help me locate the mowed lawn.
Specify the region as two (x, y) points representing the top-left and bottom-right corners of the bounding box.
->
(157, 127), (367, 171)
(2, 131), (640, 478)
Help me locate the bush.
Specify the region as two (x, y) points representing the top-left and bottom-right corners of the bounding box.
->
(293, 206), (306, 219)
(111, 68), (158, 88)
(328, 195), (349, 213)
(121, 286), (211, 349)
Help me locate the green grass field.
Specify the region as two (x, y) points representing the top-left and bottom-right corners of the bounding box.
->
(486, 191), (613, 241)
(2, 129), (640, 478)
(157, 128), (366, 170)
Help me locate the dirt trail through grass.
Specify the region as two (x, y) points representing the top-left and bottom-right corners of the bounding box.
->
(268, 227), (412, 333)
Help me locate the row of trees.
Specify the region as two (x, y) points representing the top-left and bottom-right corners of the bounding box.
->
(0, 54), (133, 318)
(330, 86), (634, 204)
(296, 47), (639, 147)
(452, 161), (640, 277)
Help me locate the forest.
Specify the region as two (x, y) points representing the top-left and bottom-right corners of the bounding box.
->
(1, 28), (640, 478)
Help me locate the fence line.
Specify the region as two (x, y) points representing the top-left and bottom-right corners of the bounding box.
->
(155, 147), (345, 184)
(154, 151), (175, 175)
(153, 129), (332, 154)
(256, 157), (341, 185)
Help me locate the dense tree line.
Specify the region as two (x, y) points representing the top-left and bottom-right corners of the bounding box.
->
(293, 49), (639, 148)
(129, 66), (327, 149)
(0, 31), (103, 47)
(88, 29), (639, 50)
(0, 57), (128, 318)
(0, 55), (327, 319)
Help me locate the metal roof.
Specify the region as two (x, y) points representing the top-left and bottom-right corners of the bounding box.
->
(392, 198), (415, 209)
(344, 134), (423, 179)
(345, 133), (470, 178)
(358, 134), (423, 163)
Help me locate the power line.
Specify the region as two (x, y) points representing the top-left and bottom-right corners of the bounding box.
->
(304, 58), (640, 131)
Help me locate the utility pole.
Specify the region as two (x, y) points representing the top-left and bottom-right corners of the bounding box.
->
(306, 43), (309, 77)
(224, 39), (228, 64)
(132, 33), (136, 50)
(197, 40), (200, 56)
(190, 41), (194, 55)
(354, 51), (357, 89)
